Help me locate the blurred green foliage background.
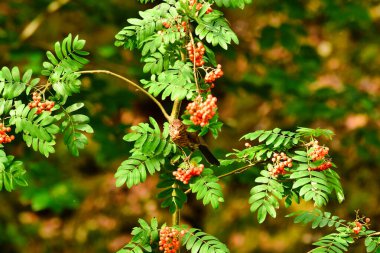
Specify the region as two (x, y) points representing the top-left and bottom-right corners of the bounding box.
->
(0, 0), (379, 252)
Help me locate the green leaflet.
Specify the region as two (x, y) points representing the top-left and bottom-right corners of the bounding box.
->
(182, 228), (230, 253)
(189, 169), (224, 209)
(249, 170), (284, 223)
(182, 113), (223, 139)
(117, 218), (159, 253)
(310, 233), (352, 252)
(290, 163), (331, 207)
(0, 98), (14, 117)
(157, 176), (187, 214)
(297, 127), (335, 140)
(364, 237), (380, 253)
(195, 10), (239, 50)
(42, 34), (89, 97)
(241, 128), (300, 149)
(213, 0), (252, 9)
(9, 101), (59, 157)
(116, 117), (176, 189)
(141, 61), (196, 101)
(226, 144), (271, 162)
(138, 0), (156, 3)
(115, 3), (176, 50)
(0, 151), (27, 192)
(124, 117), (176, 156)
(58, 102), (94, 157)
(325, 169), (345, 203)
(0, 66), (37, 99)
(286, 209), (374, 252)
(287, 209), (346, 229)
(115, 153), (165, 188)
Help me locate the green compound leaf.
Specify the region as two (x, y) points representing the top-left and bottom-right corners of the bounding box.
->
(117, 217), (159, 253)
(195, 10), (239, 50)
(142, 61), (196, 101)
(0, 67), (37, 99)
(0, 151), (27, 192)
(57, 102), (93, 157)
(115, 153), (164, 188)
(9, 102), (58, 157)
(190, 169), (224, 209)
(213, 0), (252, 9)
(182, 228), (230, 253)
(42, 34), (89, 98)
(123, 117), (176, 156)
(249, 170), (284, 223)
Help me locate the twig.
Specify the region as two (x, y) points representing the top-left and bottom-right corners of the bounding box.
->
(189, 32), (200, 92)
(184, 162), (258, 194)
(77, 70), (171, 121)
(363, 232), (380, 238)
(217, 163), (256, 179)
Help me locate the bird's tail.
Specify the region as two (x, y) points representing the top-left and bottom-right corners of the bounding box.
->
(198, 145), (220, 166)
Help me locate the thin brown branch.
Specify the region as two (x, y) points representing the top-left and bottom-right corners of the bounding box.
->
(217, 163), (256, 179)
(184, 162), (259, 194)
(77, 70), (170, 121)
(189, 32), (200, 92)
(362, 232), (380, 238)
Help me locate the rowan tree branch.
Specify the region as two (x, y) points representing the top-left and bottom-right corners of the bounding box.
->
(77, 70), (171, 121)
(184, 162), (260, 194)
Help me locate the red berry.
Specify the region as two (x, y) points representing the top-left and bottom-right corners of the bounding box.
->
(173, 164), (204, 184)
(0, 125), (14, 144)
(186, 42), (205, 67)
(162, 21), (171, 29)
(204, 67), (224, 84)
(353, 227), (361, 234)
(269, 152), (292, 177)
(307, 141), (332, 171)
(159, 227), (183, 253)
(186, 95), (217, 126)
(29, 92), (55, 114)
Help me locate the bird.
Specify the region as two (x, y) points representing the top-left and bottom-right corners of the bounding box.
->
(169, 119), (220, 166)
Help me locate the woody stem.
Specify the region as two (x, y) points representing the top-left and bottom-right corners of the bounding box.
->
(77, 70), (171, 121)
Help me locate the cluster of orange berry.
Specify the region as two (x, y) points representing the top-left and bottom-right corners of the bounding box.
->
(308, 140), (332, 171)
(187, 95), (217, 126)
(352, 217), (370, 235)
(173, 164), (204, 184)
(188, 0), (213, 14)
(28, 92), (55, 114)
(204, 64), (224, 86)
(269, 152), (292, 177)
(0, 124), (15, 144)
(309, 140), (329, 160)
(352, 221), (363, 235)
(313, 161), (332, 171)
(162, 20), (187, 32)
(186, 42), (205, 67)
(159, 227), (185, 253)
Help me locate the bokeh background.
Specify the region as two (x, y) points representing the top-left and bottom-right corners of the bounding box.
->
(0, 0), (380, 252)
